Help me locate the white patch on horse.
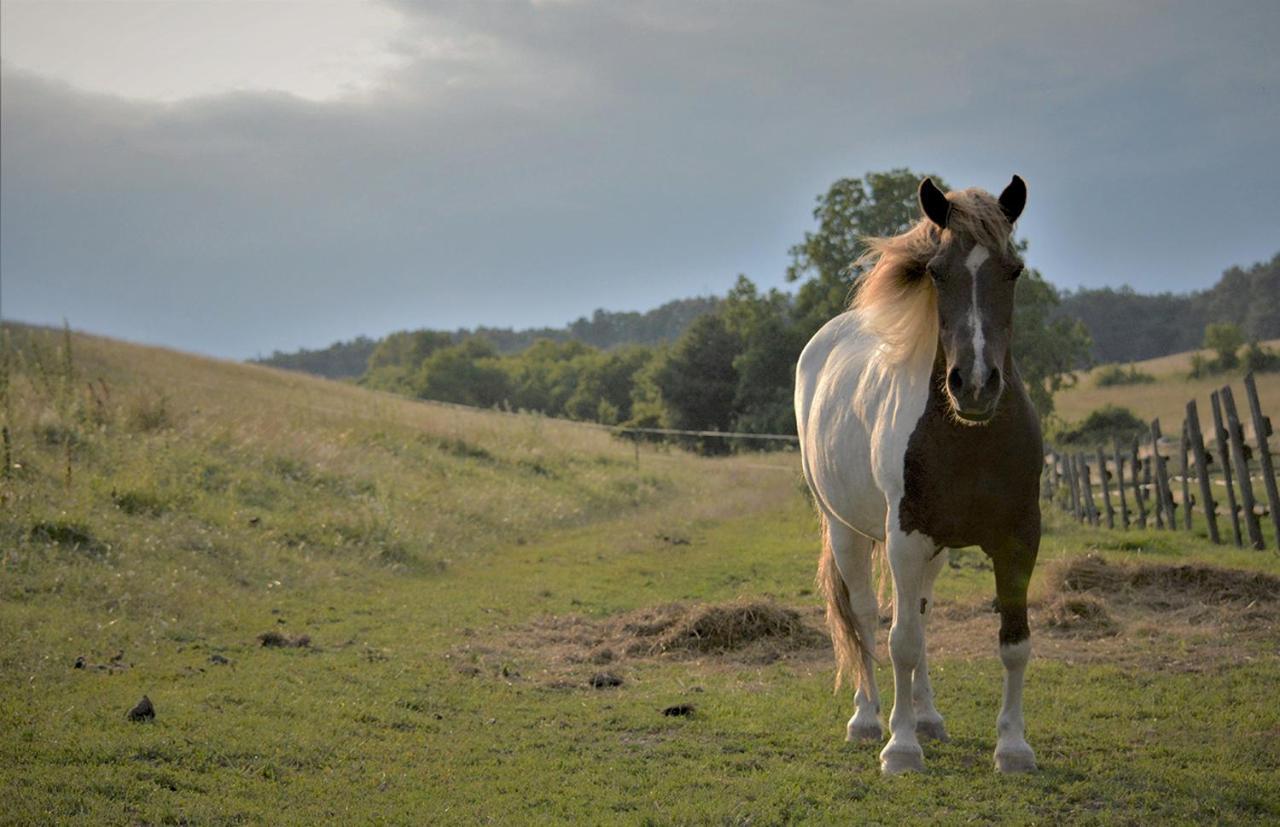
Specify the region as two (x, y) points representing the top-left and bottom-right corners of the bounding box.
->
(995, 639), (1036, 772)
(964, 245), (990, 392)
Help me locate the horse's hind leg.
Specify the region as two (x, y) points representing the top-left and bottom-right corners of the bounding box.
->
(913, 548), (949, 742)
(825, 518), (882, 741)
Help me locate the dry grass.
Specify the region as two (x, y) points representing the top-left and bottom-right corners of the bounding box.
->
(449, 599), (829, 687)
(451, 549), (1280, 688)
(1042, 552), (1280, 607)
(1054, 338), (1280, 427)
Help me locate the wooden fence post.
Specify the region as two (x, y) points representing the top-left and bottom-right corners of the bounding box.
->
(1146, 456), (1164, 529)
(1114, 439), (1130, 529)
(1150, 420), (1177, 530)
(1080, 454), (1098, 526)
(1243, 373), (1280, 548)
(1221, 386), (1264, 550)
(1186, 399), (1220, 544)
(1180, 420), (1192, 530)
(1098, 447), (1115, 529)
(1131, 439), (1147, 529)
(1211, 390), (1244, 547)
(1065, 453), (1080, 521)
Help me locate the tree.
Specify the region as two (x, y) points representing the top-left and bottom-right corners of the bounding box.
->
(414, 339), (510, 408)
(645, 313), (741, 450)
(720, 276), (806, 435)
(787, 168), (945, 332)
(1012, 268), (1093, 420)
(1203, 322), (1244, 370)
(363, 329), (455, 391)
(564, 346), (653, 424)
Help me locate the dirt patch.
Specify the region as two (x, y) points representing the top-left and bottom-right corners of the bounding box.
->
(449, 599), (828, 687)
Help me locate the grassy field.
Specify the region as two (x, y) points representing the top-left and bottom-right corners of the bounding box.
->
(3, 325), (1279, 824)
(1054, 339), (1280, 428)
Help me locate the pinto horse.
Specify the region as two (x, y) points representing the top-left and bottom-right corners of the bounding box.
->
(795, 175), (1041, 775)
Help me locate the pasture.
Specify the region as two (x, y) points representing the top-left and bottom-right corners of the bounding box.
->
(2, 326), (1279, 823)
(1054, 339), (1280, 428)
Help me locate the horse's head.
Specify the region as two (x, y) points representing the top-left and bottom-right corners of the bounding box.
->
(918, 175), (1026, 424)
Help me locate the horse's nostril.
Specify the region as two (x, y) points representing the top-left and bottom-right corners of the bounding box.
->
(947, 367), (964, 396)
(986, 367), (1002, 392)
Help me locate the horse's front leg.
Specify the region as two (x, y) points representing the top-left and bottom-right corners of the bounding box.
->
(879, 525), (935, 774)
(913, 548), (949, 742)
(990, 542), (1039, 773)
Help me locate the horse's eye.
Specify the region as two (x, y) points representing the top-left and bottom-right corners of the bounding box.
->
(1010, 264), (1024, 280)
(928, 268), (942, 282)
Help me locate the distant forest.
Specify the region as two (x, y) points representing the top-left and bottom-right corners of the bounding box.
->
(1055, 253), (1279, 362)
(255, 296), (720, 380)
(257, 252), (1279, 378)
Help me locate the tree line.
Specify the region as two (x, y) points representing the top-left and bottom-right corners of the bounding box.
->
(1055, 253), (1279, 363)
(289, 169), (1096, 445)
(254, 168), (1277, 445)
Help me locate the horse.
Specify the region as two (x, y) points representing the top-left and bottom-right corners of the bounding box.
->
(794, 175), (1041, 775)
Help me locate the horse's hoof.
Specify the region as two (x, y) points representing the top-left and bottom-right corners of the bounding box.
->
(846, 721), (883, 742)
(915, 718), (949, 743)
(879, 743), (925, 775)
(994, 745), (1037, 773)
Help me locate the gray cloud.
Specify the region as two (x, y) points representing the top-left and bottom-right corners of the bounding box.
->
(2, 0), (1277, 357)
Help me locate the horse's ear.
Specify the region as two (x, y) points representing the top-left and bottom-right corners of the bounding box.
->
(999, 175), (1027, 224)
(919, 177), (950, 228)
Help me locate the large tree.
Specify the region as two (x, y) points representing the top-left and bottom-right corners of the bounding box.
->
(787, 168), (945, 332)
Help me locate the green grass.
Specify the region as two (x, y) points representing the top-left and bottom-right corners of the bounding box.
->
(2, 325), (1278, 824)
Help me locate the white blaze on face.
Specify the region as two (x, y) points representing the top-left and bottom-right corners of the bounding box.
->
(964, 245), (991, 394)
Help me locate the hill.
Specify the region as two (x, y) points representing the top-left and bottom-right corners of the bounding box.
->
(3, 324), (1279, 822)
(1053, 338), (1280, 429)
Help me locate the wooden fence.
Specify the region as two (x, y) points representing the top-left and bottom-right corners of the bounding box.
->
(1044, 372), (1280, 550)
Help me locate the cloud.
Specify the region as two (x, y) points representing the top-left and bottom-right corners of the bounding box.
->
(2, 1), (1277, 357)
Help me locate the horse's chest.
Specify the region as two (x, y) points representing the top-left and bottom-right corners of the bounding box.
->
(898, 406), (1039, 549)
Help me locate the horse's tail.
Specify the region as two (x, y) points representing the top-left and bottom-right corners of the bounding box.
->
(817, 517), (883, 694)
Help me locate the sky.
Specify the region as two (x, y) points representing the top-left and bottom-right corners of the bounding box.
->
(1, 1), (1277, 359)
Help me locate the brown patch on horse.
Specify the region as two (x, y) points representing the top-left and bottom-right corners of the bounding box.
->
(898, 350), (1042, 552)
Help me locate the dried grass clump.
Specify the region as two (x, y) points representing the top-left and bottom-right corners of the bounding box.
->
(258, 631), (311, 648)
(1045, 553), (1280, 609)
(630, 600), (823, 655)
(1042, 593), (1118, 638)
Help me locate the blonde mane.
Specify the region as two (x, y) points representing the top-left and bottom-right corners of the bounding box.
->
(851, 188), (1015, 364)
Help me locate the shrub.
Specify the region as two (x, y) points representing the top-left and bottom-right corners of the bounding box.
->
(1094, 363), (1155, 387)
(1052, 405), (1148, 448)
(1241, 341), (1280, 373)
(126, 392), (173, 432)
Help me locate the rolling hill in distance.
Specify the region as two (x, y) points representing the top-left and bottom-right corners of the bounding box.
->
(256, 253), (1279, 380)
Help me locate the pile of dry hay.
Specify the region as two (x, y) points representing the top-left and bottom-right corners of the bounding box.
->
(618, 600), (823, 656)
(1032, 553), (1280, 640)
(1044, 553), (1279, 608)
(501, 599), (826, 676)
